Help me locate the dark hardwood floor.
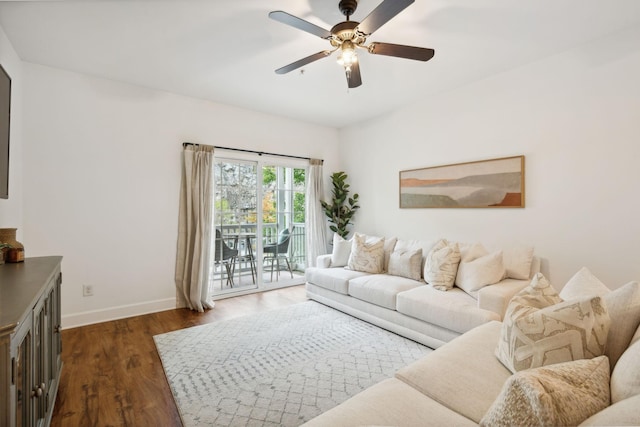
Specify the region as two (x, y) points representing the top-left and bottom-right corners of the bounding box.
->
(51, 285), (308, 427)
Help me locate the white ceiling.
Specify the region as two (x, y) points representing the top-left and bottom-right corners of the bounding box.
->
(1, 0), (640, 128)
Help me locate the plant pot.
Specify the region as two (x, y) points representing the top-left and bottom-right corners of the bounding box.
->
(0, 228), (25, 263)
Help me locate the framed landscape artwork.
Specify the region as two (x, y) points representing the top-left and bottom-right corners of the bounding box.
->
(399, 155), (525, 208)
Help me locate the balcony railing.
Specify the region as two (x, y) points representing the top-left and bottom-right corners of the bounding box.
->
(215, 222), (307, 272)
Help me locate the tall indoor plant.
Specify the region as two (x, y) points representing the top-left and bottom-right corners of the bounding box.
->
(321, 171), (360, 239)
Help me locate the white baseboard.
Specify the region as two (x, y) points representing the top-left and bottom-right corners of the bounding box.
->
(62, 297), (177, 330)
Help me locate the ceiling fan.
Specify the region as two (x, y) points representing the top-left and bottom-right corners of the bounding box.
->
(269, 0), (435, 88)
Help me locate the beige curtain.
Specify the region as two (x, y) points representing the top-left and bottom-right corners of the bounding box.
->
(305, 159), (328, 267)
(175, 144), (215, 312)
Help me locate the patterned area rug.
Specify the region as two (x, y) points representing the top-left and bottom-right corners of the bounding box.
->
(154, 301), (431, 427)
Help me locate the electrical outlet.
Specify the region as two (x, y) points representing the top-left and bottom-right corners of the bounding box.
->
(83, 285), (94, 297)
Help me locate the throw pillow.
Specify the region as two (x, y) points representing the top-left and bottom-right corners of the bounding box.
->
(347, 233), (385, 274)
(601, 281), (640, 368)
(455, 251), (506, 294)
(480, 356), (611, 427)
(496, 273), (611, 373)
(388, 248), (423, 281)
(382, 236), (398, 272)
(423, 239), (461, 291)
(507, 272), (562, 313)
(458, 242), (489, 262)
(502, 245), (534, 280)
(330, 233), (352, 267)
(559, 267), (610, 301)
(611, 334), (640, 403)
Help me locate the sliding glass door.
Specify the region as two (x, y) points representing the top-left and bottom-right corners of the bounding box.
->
(211, 155), (307, 297)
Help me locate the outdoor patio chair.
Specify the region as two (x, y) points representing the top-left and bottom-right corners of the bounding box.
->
(263, 227), (293, 281)
(214, 228), (238, 287)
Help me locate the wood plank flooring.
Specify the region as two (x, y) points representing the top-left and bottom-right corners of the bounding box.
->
(51, 285), (308, 427)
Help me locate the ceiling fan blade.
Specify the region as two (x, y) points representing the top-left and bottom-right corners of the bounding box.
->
(357, 0), (414, 36)
(275, 50), (332, 74)
(369, 42), (435, 61)
(346, 62), (362, 89)
(269, 11), (332, 39)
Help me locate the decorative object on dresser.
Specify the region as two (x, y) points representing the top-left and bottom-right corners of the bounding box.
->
(0, 228), (25, 263)
(0, 256), (63, 427)
(399, 155), (525, 208)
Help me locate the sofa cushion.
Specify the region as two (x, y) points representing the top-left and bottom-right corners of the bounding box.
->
(579, 393), (640, 426)
(477, 278), (530, 319)
(330, 233), (352, 267)
(347, 233), (385, 273)
(456, 250), (506, 294)
(305, 267), (369, 295)
(496, 273), (611, 373)
(480, 356), (610, 427)
(388, 248), (422, 281)
(395, 321), (510, 423)
(348, 274), (423, 310)
(301, 378), (476, 427)
(610, 327), (640, 403)
(424, 239), (461, 291)
(396, 285), (500, 334)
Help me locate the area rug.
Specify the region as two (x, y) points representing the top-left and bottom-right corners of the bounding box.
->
(154, 301), (431, 427)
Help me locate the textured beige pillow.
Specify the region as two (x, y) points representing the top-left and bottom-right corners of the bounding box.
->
(455, 251), (506, 294)
(424, 239), (461, 291)
(388, 248), (423, 281)
(347, 233), (385, 273)
(559, 267), (610, 301)
(502, 245), (534, 280)
(496, 273), (611, 373)
(330, 233), (352, 267)
(480, 356), (611, 427)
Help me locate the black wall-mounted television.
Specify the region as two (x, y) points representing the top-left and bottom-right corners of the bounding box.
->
(0, 63), (10, 199)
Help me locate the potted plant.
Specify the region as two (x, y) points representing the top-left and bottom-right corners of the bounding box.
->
(321, 171), (360, 239)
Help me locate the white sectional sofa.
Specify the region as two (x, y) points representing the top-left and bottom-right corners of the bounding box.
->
(305, 234), (539, 348)
(304, 268), (640, 426)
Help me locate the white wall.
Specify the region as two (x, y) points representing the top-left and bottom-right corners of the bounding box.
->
(21, 63), (341, 327)
(0, 24), (23, 231)
(339, 25), (640, 289)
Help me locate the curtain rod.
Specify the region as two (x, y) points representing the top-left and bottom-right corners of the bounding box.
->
(182, 142), (323, 163)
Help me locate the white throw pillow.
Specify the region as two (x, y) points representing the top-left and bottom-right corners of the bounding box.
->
(455, 251), (505, 294)
(458, 242), (488, 262)
(347, 233), (385, 274)
(395, 238), (440, 274)
(330, 233), (352, 267)
(388, 248), (423, 281)
(559, 267), (610, 301)
(611, 334), (640, 403)
(601, 281), (640, 368)
(424, 239), (461, 291)
(502, 245), (534, 280)
(382, 236), (398, 272)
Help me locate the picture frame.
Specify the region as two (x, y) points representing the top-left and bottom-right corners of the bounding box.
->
(399, 155), (525, 208)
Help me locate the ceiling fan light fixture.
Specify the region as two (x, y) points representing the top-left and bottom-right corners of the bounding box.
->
(337, 40), (357, 68)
